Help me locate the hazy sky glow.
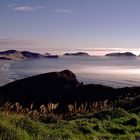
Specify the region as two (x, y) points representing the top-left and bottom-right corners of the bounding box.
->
(0, 0), (140, 55)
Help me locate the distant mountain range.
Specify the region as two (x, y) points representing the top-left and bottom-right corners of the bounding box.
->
(0, 50), (58, 60)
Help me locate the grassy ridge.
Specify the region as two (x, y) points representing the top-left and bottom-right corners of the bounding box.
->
(0, 108), (140, 140)
(0, 91), (140, 139)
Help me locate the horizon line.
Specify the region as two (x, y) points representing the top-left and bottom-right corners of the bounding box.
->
(0, 48), (140, 56)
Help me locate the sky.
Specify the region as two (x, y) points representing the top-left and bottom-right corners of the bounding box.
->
(0, 0), (140, 55)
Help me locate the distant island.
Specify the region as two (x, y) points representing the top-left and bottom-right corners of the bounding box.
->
(64, 52), (89, 56)
(0, 50), (59, 60)
(105, 52), (136, 57)
(0, 50), (138, 61)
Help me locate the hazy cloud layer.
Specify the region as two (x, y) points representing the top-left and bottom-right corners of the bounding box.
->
(76, 48), (140, 52)
(0, 38), (37, 46)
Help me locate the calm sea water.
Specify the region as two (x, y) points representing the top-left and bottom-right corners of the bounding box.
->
(1, 56), (140, 88)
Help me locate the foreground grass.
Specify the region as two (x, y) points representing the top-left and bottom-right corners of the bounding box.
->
(0, 108), (140, 140)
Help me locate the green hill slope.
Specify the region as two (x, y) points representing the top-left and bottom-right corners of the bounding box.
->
(0, 108), (140, 140)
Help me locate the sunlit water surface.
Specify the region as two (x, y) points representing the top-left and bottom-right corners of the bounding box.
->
(1, 56), (140, 88)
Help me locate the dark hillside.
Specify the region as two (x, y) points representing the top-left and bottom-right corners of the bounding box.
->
(0, 70), (140, 112)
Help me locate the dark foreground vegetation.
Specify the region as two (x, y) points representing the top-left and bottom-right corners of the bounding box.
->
(0, 100), (140, 140)
(0, 70), (140, 139)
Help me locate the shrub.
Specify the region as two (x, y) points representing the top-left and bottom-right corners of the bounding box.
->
(93, 108), (129, 120)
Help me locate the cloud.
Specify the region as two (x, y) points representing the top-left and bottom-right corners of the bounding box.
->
(14, 6), (34, 11)
(75, 47), (140, 52)
(0, 38), (37, 46)
(52, 9), (73, 14)
(8, 3), (44, 12)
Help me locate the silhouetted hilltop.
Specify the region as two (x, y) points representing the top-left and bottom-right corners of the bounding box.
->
(0, 50), (59, 60)
(64, 52), (89, 56)
(0, 70), (79, 106)
(105, 52), (136, 57)
(0, 70), (140, 112)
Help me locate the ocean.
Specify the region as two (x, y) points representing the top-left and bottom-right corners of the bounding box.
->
(1, 56), (140, 88)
